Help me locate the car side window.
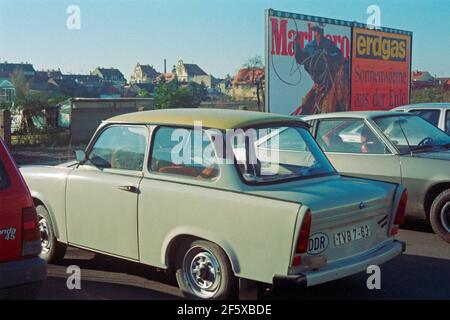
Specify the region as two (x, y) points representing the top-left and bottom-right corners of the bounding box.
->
(446, 110), (450, 134)
(408, 109), (440, 127)
(88, 125), (148, 171)
(260, 127), (307, 151)
(317, 119), (389, 154)
(149, 126), (219, 180)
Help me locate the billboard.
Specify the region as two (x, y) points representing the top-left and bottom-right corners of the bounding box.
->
(265, 9), (412, 115)
(351, 28), (411, 110)
(266, 10), (352, 115)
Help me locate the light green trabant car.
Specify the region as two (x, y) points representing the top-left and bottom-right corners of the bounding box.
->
(20, 109), (406, 299)
(303, 111), (450, 243)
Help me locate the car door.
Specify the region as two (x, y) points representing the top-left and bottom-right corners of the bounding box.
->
(313, 118), (402, 183)
(65, 125), (149, 259)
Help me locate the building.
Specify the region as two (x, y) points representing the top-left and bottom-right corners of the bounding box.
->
(0, 62), (36, 79)
(154, 72), (176, 84)
(436, 77), (450, 88)
(63, 74), (104, 96)
(232, 68), (265, 101)
(412, 71), (436, 89)
(174, 59), (216, 88)
(217, 78), (233, 97)
(130, 63), (160, 84)
(0, 79), (15, 103)
(91, 67), (126, 88)
(28, 70), (63, 92)
(125, 83), (155, 97)
(48, 77), (80, 97)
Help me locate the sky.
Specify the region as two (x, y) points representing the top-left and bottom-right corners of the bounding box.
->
(0, 0), (449, 79)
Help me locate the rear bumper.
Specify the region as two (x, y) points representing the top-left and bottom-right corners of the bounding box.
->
(0, 257), (47, 297)
(273, 240), (405, 289)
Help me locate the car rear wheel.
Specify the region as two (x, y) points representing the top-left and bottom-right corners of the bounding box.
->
(175, 240), (237, 300)
(430, 189), (450, 243)
(36, 205), (67, 263)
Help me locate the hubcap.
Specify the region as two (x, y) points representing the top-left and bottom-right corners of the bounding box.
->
(183, 247), (221, 298)
(441, 202), (450, 233)
(38, 216), (51, 255)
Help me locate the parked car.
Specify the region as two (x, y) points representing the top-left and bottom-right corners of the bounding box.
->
(0, 138), (46, 299)
(392, 103), (450, 134)
(303, 111), (450, 242)
(21, 108), (406, 299)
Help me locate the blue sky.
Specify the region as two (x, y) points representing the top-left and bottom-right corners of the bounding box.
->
(0, 0), (448, 79)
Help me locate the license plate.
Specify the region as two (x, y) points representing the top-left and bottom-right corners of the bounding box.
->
(334, 225), (370, 246)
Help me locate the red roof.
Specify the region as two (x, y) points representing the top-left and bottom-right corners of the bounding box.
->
(412, 71), (433, 82)
(233, 68), (264, 85)
(154, 73), (175, 84)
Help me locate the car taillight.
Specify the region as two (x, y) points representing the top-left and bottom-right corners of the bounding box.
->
(292, 210), (312, 267)
(296, 211), (312, 253)
(395, 190), (408, 225)
(391, 189), (408, 236)
(22, 206), (41, 257)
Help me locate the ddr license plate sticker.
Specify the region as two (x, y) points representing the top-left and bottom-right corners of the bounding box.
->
(334, 225), (370, 246)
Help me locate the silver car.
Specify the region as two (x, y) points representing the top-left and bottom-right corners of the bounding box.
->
(392, 103), (450, 135)
(304, 111), (450, 243)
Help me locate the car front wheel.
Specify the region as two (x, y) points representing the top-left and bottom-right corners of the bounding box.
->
(175, 240), (237, 300)
(430, 189), (450, 243)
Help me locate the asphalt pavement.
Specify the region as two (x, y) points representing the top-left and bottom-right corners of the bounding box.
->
(36, 219), (450, 300)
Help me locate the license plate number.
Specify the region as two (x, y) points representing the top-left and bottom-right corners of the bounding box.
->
(334, 225), (370, 246)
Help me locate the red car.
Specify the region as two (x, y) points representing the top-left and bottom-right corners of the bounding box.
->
(0, 138), (46, 299)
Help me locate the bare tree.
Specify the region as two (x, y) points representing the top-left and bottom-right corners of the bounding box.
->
(11, 69), (29, 104)
(243, 55), (265, 111)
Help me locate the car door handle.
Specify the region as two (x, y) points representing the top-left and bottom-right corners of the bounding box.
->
(118, 185), (140, 194)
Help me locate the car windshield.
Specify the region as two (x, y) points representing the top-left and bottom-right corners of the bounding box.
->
(231, 125), (336, 183)
(373, 115), (450, 154)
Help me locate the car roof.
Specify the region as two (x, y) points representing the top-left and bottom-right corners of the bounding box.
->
(394, 103), (450, 110)
(106, 108), (306, 129)
(301, 110), (414, 121)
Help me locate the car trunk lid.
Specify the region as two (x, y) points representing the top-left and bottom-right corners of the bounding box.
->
(249, 175), (398, 263)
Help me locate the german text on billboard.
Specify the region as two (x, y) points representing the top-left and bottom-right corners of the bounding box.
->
(265, 9), (412, 115)
(351, 28), (411, 110)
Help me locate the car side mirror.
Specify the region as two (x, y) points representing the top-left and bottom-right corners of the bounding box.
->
(75, 150), (87, 163)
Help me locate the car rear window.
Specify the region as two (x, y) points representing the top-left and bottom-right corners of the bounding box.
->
(0, 160), (9, 189)
(408, 109), (440, 127)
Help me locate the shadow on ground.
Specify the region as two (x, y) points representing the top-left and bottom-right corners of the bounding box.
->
(42, 249), (450, 300)
(39, 277), (180, 300)
(401, 217), (434, 233)
(268, 254), (450, 300)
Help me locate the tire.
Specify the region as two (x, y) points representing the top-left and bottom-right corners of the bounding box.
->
(429, 189), (450, 243)
(175, 240), (237, 300)
(36, 205), (67, 263)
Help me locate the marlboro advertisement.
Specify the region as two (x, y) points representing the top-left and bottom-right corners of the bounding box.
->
(265, 9), (412, 115)
(266, 11), (352, 115)
(351, 28), (411, 110)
